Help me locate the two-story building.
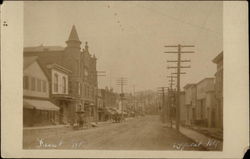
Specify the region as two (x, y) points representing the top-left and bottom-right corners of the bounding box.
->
(46, 63), (74, 124)
(196, 78), (215, 127)
(212, 52), (223, 129)
(183, 84), (197, 126)
(23, 56), (60, 127)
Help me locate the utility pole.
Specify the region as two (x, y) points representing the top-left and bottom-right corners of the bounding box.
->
(167, 74), (176, 128)
(116, 77), (128, 121)
(157, 87), (168, 123)
(164, 44), (194, 131)
(93, 70), (106, 123)
(167, 74), (176, 91)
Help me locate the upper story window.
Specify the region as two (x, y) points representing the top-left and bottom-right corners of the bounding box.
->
(77, 82), (81, 95)
(23, 76), (29, 90)
(54, 73), (58, 92)
(42, 80), (47, 92)
(84, 84), (87, 97)
(37, 79), (42, 92)
(62, 76), (66, 94)
(92, 87), (94, 98)
(31, 77), (36, 91)
(87, 86), (89, 97)
(68, 81), (72, 94)
(82, 84), (85, 96)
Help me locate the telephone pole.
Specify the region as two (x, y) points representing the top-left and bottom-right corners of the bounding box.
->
(116, 77), (128, 120)
(167, 74), (176, 91)
(157, 87), (168, 123)
(92, 70), (106, 123)
(167, 74), (176, 127)
(164, 44), (194, 131)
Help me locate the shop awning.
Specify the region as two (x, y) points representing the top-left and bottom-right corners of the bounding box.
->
(23, 99), (60, 111)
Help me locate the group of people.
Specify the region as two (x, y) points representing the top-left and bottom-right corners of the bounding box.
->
(72, 110), (125, 129)
(72, 112), (86, 129)
(112, 113), (123, 123)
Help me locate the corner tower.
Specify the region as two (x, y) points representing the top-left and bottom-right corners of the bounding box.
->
(65, 25), (81, 50)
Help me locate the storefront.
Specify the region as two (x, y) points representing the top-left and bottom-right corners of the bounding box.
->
(23, 99), (60, 127)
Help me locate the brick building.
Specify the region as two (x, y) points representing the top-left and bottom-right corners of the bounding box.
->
(24, 25), (98, 124)
(46, 63), (74, 124)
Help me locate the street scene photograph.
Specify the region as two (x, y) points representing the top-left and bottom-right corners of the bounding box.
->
(23, 1), (223, 151)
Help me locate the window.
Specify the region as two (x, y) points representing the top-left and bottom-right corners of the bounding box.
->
(92, 87), (94, 98)
(62, 76), (66, 94)
(23, 76), (29, 90)
(87, 86), (90, 97)
(31, 77), (36, 91)
(77, 82), (81, 95)
(89, 87), (92, 98)
(54, 73), (58, 92)
(37, 79), (41, 92)
(69, 81), (72, 94)
(85, 85), (87, 97)
(42, 80), (47, 92)
(82, 84), (84, 96)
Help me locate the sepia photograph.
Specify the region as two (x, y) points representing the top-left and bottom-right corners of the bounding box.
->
(22, 1), (223, 151)
(1, 1), (248, 158)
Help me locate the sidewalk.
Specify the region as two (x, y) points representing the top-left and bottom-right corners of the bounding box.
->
(23, 118), (135, 134)
(180, 126), (223, 151)
(188, 126), (223, 141)
(162, 122), (222, 151)
(23, 124), (70, 130)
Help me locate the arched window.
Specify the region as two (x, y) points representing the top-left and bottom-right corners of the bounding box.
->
(54, 73), (58, 92)
(62, 76), (66, 94)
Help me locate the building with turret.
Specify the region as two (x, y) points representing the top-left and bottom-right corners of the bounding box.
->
(24, 25), (98, 125)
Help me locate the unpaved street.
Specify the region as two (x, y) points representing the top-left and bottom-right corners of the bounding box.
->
(23, 115), (205, 150)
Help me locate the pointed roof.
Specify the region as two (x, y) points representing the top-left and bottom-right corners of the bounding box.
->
(212, 51), (223, 64)
(23, 56), (38, 69)
(68, 25), (80, 41)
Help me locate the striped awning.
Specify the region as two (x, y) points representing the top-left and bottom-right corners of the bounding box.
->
(23, 99), (60, 111)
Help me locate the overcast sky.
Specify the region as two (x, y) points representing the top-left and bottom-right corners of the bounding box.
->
(24, 1), (223, 93)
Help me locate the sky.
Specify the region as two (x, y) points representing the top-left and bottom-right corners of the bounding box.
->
(24, 1), (223, 93)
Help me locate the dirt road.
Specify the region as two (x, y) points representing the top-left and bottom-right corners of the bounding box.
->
(23, 115), (205, 150)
